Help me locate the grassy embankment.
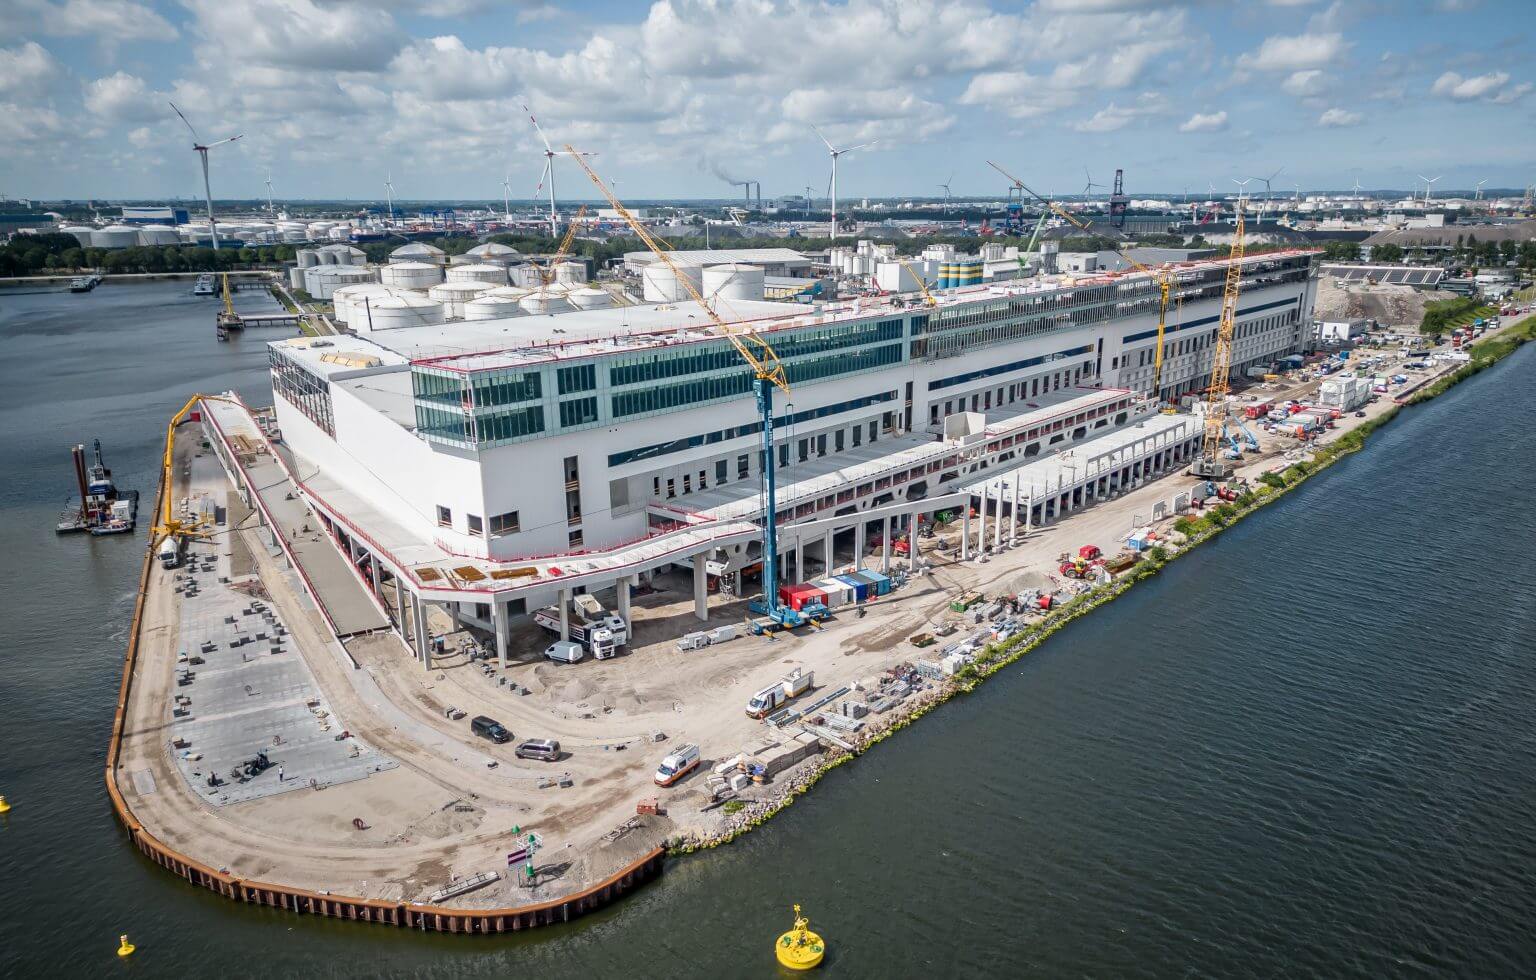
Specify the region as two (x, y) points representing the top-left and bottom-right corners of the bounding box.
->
(670, 314), (1536, 853)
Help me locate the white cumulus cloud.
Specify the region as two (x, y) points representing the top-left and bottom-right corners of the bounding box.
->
(1317, 107), (1362, 127)
(0, 42), (63, 98)
(1281, 69), (1328, 97)
(1179, 110), (1228, 133)
(1430, 70), (1531, 103)
(83, 71), (162, 122)
(10, 0), (178, 42)
(1237, 32), (1350, 71)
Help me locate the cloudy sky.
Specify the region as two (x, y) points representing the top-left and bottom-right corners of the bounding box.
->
(2, 0), (1532, 202)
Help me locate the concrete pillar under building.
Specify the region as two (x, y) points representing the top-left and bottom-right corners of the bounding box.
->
(881, 515), (891, 573)
(412, 592), (430, 668)
(908, 506), (922, 571)
(392, 576), (406, 631)
(692, 553), (709, 622)
(823, 530), (834, 576)
(854, 520), (866, 572)
(1010, 481), (1021, 545)
(794, 540), (804, 584)
(617, 574), (633, 626)
(558, 587), (570, 641)
(493, 599), (509, 669)
(992, 483), (1003, 551)
(975, 494), (987, 556)
(960, 509), (971, 561)
(368, 552), (381, 598)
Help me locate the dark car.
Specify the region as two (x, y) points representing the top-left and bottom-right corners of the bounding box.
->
(471, 715), (511, 743)
(515, 738), (561, 761)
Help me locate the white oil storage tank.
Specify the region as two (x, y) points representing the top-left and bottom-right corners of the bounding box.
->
(287, 267), (306, 290)
(448, 263), (508, 285)
(306, 221), (335, 239)
(702, 263), (765, 302)
(555, 260), (587, 284)
(642, 263), (701, 302)
(568, 287), (612, 310)
(381, 261), (443, 289)
(332, 283), (395, 326)
(361, 293), (445, 331)
(519, 292), (572, 315)
(389, 241), (446, 265)
(463, 295), (526, 320)
(139, 224), (182, 246)
(428, 281), (495, 318)
(61, 225), (96, 247)
(91, 224), (141, 249)
(485, 285), (531, 303)
(465, 242), (519, 265)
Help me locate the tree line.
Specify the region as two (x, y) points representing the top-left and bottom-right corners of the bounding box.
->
(0, 233), (300, 276)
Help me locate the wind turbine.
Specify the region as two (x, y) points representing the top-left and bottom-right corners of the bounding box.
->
(939, 172), (954, 215)
(522, 103), (593, 238)
(812, 125), (877, 241)
(1474, 178), (1488, 201)
(1418, 174), (1441, 205)
(1230, 176), (1253, 222)
(264, 171), (275, 216)
(501, 174), (513, 220)
(1247, 166), (1283, 225)
(1081, 166), (1105, 200)
(168, 102), (242, 251)
(804, 185), (815, 220)
(384, 172), (395, 223)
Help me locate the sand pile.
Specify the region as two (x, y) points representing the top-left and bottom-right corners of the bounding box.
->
(1315, 278), (1458, 328)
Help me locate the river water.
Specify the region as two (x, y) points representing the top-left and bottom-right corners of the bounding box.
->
(2, 284), (1534, 978)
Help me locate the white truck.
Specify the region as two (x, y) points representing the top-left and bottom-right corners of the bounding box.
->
(533, 594), (629, 659)
(746, 667), (814, 719)
(157, 534), (181, 569)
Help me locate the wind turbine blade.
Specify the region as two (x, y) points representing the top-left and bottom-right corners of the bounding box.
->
(810, 124), (835, 153)
(168, 101), (199, 143)
(521, 103), (554, 152)
(843, 140), (877, 153)
(532, 158), (550, 198)
(206, 134), (243, 149)
(825, 167), (834, 202)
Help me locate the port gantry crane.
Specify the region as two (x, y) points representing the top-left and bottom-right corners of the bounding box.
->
(1189, 194), (1246, 479)
(987, 160), (1181, 401)
(565, 146), (814, 632)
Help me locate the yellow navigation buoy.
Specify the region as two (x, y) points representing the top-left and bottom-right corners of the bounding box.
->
(117, 935), (136, 958)
(0, 795), (10, 813)
(775, 903), (825, 971)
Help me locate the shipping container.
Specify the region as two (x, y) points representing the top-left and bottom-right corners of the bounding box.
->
(835, 574), (872, 602)
(813, 577), (854, 608)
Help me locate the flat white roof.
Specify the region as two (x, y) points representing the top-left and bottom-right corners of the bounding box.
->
(623, 247), (812, 268)
(959, 412), (1197, 498)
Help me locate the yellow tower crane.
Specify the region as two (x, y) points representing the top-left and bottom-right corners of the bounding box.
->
(534, 203), (588, 299)
(987, 160), (1180, 402)
(1190, 196), (1246, 479)
(564, 147), (815, 632)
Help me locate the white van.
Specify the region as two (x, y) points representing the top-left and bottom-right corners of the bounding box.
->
(544, 640), (584, 664)
(654, 743), (700, 786)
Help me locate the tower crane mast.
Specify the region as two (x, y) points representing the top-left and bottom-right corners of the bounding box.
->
(564, 146), (815, 631)
(1190, 197), (1246, 479)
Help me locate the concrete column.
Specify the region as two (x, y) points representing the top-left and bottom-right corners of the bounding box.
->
(449, 603), (462, 632)
(992, 483), (1003, 551)
(413, 592), (430, 668)
(881, 515), (891, 573)
(1025, 494), (1034, 533)
(960, 509), (971, 560)
(692, 553), (709, 622)
(823, 530), (834, 576)
(493, 598), (509, 669)
(558, 587), (570, 641)
(975, 495), (987, 555)
(1010, 480), (1020, 545)
(369, 553), (381, 598)
(794, 540), (804, 583)
(908, 507), (921, 571)
(617, 575), (633, 626)
(854, 519), (866, 572)
(392, 576), (405, 630)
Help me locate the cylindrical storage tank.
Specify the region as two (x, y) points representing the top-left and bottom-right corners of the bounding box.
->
(642, 264), (701, 302)
(509, 264), (543, 288)
(317, 248), (338, 265)
(297, 249), (319, 268)
(139, 224), (181, 246)
(554, 260), (587, 284)
(389, 241), (446, 265)
(280, 229), (306, 242)
(448, 263), (509, 285)
(466, 242), (519, 265)
(702, 263), (765, 302)
(61, 225), (96, 247)
(486, 285), (531, 303)
(463, 295), (526, 320)
(519, 292), (572, 315)
(332, 283), (394, 326)
(287, 267), (306, 289)
(322, 244), (365, 266)
(961, 261), (983, 286)
(306, 221), (334, 239)
(937, 262), (953, 289)
(91, 224), (140, 249)
(428, 281), (495, 319)
(364, 293), (445, 330)
(568, 286), (612, 310)
(380, 260), (443, 289)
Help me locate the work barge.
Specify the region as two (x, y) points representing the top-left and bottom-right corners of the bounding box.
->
(109, 246), (1325, 933)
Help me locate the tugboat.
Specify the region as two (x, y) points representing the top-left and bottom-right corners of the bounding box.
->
(192, 273), (216, 296)
(56, 440), (139, 535)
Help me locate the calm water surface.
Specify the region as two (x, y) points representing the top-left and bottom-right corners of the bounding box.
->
(2, 284), (1534, 978)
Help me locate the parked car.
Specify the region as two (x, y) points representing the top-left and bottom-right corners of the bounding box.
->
(470, 715), (511, 743)
(515, 739), (561, 761)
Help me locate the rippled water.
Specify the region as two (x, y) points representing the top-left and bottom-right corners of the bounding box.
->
(2, 286), (1533, 978)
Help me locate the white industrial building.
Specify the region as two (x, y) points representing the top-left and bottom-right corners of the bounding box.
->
(263, 250), (1319, 667)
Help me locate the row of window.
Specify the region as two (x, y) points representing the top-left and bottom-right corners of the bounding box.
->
(929, 343), (1096, 391)
(927, 365), (1090, 424)
(649, 418), (889, 501)
(607, 391), (899, 468)
(437, 504), (520, 537)
(269, 350), (335, 437)
(415, 403), (546, 448)
(607, 319), (904, 390)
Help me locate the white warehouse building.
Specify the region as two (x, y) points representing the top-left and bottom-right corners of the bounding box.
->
(262, 250), (1319, 667)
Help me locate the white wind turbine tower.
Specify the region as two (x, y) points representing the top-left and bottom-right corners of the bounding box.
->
(1418, 174), (1441, 205)
(939, 172), (954, 215)
(384, 172), (396, 224)
(501, 174), (513, 221)
(812, 125), (877, 241)
(522, 103), (592, 238)
(1474, 178), (1488, 201)
(264, 171), (275, 216)
(168, 102), (243, 251)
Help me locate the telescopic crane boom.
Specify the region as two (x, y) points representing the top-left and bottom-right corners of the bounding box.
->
(1190, 197), (1246, 479)
(565, 147), (813, 630)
